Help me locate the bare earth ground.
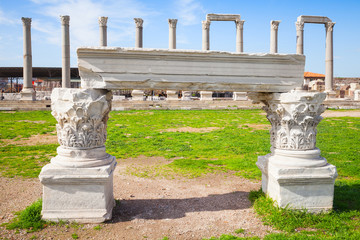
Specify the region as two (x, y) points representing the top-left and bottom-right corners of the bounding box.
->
(0, 110), (359, 240)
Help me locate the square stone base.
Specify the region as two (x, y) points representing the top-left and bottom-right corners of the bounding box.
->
(20, 88), (36, 101)
(257, 154), (337, 212)
(39, 159), (117, 223)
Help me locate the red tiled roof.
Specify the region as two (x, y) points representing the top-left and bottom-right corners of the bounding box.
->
(304, 72), (325, 78)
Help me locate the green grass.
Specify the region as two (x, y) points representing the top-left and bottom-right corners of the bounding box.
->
(1, 109), (360, 239)
(3, 199), (46, 232)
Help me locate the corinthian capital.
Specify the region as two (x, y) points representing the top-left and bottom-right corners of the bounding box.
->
(60, 15), (70, 25)
(325, 22), (335, 32)
(295, 21), (304, 31)
(168, 19), (178, 28)
(98, 16), (108, 27)
(202, 20), (210, 30)
(134, 18), (144, 28)
(271, 20), (281, 30)
(21, 17), (32, 26)
(235, 20), (245, 30)
(252, 90), (326, 151)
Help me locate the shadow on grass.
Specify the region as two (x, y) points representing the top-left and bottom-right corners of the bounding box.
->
(333, 180), (360, 211)
(110, 191), (250, 222)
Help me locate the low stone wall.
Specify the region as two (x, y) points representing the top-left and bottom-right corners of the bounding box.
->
(1, 99), (360, 111)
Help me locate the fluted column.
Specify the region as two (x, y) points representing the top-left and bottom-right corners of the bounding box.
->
(168, 19), (177, 49)
(99, 16), (108, 47)
(235, 20), (245, 52)
(202, 20), (210, 50)
(60, 15), (70, 88)
(20, 17), (35, 100)
(295, 21), (304, 54)
(270, 20), (280, 53)
(134, 18), (143, 48)
(325, 22), (335, 92)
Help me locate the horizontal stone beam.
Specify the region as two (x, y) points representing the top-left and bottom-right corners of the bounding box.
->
(77, 47), (305, 92)
(297, 15), (332, 24)
(206, 14), (240, 21)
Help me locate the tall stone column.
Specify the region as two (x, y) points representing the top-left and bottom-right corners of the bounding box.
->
(295, 21), (304, 54)
(20, 17), (35, 100)
(202, 20), (210, 51)
(325, 22), (335, 93)
(270, 20), (280, 53)
(99, 16), (108, 47)
(61, 15), (71, 88)
(168, 19), (177, 49)
(133, 18), (145, 100)
(39, 88), (116, 223)
(134, 18), (143, 48)
(235, 20), (245, 53)
(249, 90), (337, 212)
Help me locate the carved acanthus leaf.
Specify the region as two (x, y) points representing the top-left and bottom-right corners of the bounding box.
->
(134, 18), (144, 28)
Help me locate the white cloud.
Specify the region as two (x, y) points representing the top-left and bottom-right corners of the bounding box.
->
(175, 0), (205, 26)
(31, 0), (153, 48)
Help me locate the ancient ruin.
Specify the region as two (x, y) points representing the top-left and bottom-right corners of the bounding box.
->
(38, 14), (338, 223)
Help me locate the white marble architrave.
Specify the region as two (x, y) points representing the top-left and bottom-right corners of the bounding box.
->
(20, 17), (36, 100)
(39, 88), (116, 223)
(249, 90), (337, 212)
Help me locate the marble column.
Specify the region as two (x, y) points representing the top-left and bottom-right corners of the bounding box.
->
(249, 90), (337, 212)
(295, 21), (304, 55)
(39, 88), (116, 223)
(202, 20), (210, 51)
(235, 20), (245, 53)
(134, 18), (143, 48)
(20, 17), (36, 100)
(61, 15), (70, 88)
(168, 19), (177, 49)
(270, 20), (280, 53)
(133, 18), (144, 100)
(99, 16), (108, 47)
(325, 22), (335, 93)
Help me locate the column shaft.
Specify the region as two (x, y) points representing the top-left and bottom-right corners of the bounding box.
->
(202, 21), (210, 50)
(99, 16), (108, 47)
(325, 22), (335, 92)
(61, 16), (70, 88)
(296, 22), (304, 54)
(168, 19), (177, 49)
(22, 18), (32, 90)
(134, 18), (143, 48)
(270, 21), (280, 53)
(236, 20), (244, 53)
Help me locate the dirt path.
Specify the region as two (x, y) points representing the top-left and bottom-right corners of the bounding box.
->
(322, 109), (360, 118)
(0, 157), (276, 240)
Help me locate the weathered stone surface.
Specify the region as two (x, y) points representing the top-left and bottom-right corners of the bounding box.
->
(77, 47), (305, 92)
(39, 88), (116, 223)
(250, 90), (337, 212)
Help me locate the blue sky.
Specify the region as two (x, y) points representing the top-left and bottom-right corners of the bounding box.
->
(0, 0), (359, 77)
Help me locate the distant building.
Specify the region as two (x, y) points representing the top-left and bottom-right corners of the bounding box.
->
(303, 72), (325, 91)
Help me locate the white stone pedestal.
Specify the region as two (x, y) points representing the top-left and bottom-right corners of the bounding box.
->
(39, 159), (116, 223)
(166, 90), (179, 100)
(250, 90), (338, 212)
(39, 88), (116, 223)
(325, 90), (337, 99)
(131, 89), (144, 101)
(20, 88), (36, 101)
(233, 92), (248, 101)
(200, 91), (213, 101)
(182, 91), (192, 100)
(257, 150), (337, 212)
(354, 90), (360, 101)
